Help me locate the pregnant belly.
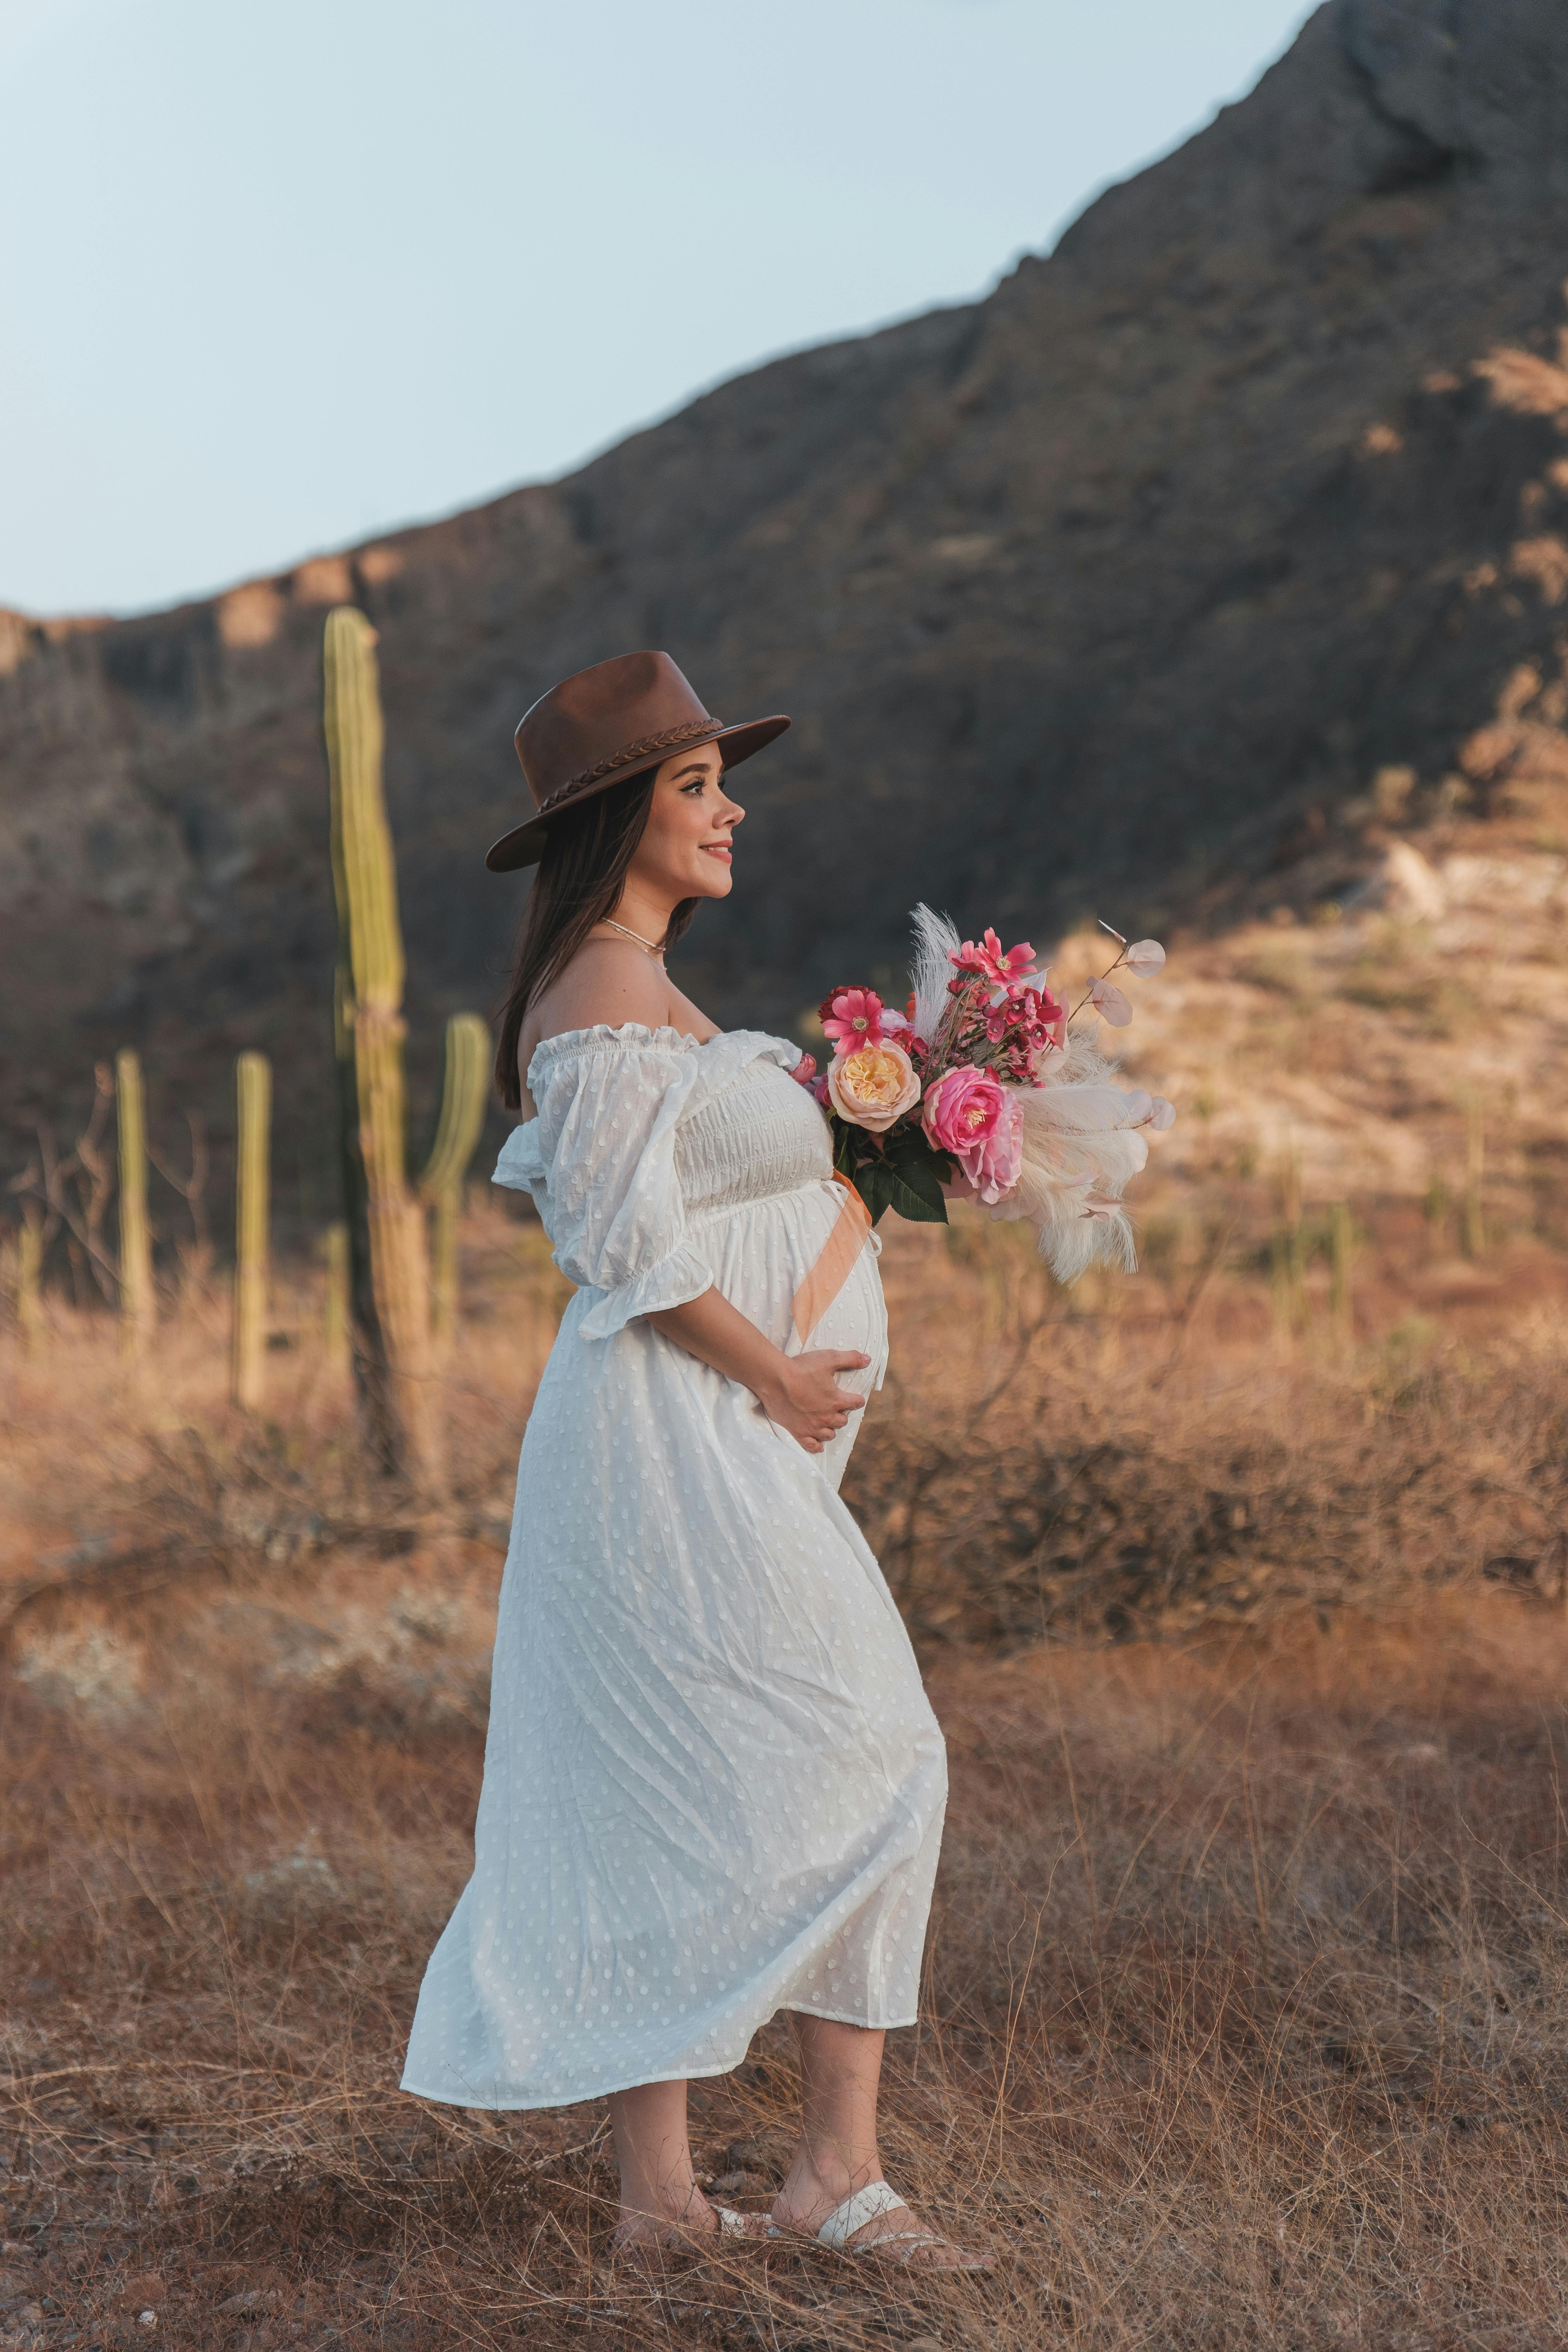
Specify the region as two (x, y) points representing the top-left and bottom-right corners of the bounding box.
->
(696, 1181), (888, 1377)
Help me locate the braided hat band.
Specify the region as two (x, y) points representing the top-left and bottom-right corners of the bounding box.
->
(540, 716), (725, 813)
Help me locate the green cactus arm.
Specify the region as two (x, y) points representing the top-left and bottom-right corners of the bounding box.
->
(232, 1050), (271, 1409)
(116, 1047), (155, 1345)
(323, 605), (404, 1014)
(235, 1052), (272, 1271)
(420, 1012), (492, 1200)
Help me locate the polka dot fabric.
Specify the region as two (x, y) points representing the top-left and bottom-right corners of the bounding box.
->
(400, 1025), (948, 2110)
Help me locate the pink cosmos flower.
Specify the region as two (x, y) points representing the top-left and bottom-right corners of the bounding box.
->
(828, 1040), (922, 1132)
(921, 1064), (1025, 1204)
(821, 985), (895, 1057)
(950, 929), (1037, 1000)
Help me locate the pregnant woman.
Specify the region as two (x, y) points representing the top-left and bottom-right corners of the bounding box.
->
(402, 652), (983, 2270)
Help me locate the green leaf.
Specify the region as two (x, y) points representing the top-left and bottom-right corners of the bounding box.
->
(884, 1126), (955, 1182)
(885, 1155), (948, 1224)
(831, 1120), (860, 1178)
(855, 1157), (897, 1227)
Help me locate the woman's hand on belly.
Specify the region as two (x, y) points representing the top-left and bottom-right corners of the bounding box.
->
(643, 1287), (870, 1456)
(760, 1347), (871, 1454)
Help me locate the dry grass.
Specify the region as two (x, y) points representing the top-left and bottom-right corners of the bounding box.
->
(4, 1571), (1567, 2349)
(5, 1156), (1568, 2345)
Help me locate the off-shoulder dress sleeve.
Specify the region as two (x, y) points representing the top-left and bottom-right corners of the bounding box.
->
(505, 1032), (713, 1341)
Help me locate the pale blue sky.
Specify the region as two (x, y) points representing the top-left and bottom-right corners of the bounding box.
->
(1, 0), (1313, 616)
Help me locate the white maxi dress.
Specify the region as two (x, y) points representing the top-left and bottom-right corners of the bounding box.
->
(401, 1023), (948, 2109)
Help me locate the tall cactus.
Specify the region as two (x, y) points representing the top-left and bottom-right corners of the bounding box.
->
(16, 1208), (44, 1353)
(323, 606), (439, 1486)
(420, 1012), (491, 1348)
(323, 1221), (350, 1372)
(232, 1051), (271, 1409)
(115, 1049), (155, 1356)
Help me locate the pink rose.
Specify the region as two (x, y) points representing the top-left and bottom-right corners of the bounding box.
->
(791, 1050), (818, 1087)
(827, 1040), (922, 1132)
(921, 1063), (1025, 1203)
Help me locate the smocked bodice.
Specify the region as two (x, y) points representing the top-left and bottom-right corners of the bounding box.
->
(491, 1025), (843, 1341)
(675, 1056), (832, 1217)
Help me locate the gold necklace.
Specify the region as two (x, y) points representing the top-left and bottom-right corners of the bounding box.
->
(599, 916), (666, 961)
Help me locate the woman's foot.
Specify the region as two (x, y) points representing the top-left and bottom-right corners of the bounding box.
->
(769, 2149), (992, 2271)
(606, 2076), (766, 2262)
(611, 2190), (767, 2261)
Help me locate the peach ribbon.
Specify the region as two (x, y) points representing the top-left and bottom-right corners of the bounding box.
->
(791, 1170), (874, 1346)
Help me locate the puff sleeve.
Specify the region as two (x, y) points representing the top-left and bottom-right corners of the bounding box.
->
(502, 1034), (714, 1341)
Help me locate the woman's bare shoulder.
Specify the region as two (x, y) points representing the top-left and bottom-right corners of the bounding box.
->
(524, 940), (675, 1055)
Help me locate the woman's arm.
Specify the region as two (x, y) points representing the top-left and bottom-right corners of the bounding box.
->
(644, 1288), (870, 1457)
(536, 948), (866, 1450)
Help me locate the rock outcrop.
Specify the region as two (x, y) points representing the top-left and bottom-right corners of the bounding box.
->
(5, 0), (1568, 1204)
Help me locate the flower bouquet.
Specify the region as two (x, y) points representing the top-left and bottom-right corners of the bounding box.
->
(793, 907), (1175, 1282)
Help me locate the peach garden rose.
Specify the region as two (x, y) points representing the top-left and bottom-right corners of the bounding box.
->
(827, 1039), (922, 1133)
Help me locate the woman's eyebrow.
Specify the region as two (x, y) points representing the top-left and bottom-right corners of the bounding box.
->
(670, 761), (716, 782)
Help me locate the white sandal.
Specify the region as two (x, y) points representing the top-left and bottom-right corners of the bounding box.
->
(768, 2179), (985, 2267)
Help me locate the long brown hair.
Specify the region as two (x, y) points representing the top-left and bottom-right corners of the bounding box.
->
(492, 766), (699, 1110)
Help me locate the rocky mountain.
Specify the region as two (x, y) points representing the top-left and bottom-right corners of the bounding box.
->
(4, 0), (1568, 1232)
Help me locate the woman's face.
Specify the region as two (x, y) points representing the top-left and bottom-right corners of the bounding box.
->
(626, 743), (744, 905)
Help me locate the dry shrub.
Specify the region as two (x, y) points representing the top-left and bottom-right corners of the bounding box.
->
(847, 1271), (1568, 1646)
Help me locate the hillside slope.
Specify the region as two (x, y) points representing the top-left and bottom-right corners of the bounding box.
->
(4, 0), (1568, 1208)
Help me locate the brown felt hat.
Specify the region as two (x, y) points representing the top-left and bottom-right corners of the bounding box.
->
(484, 650), (790, 872)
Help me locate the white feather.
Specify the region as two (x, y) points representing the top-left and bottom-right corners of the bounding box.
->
(986, 1024), (1167, 1284)
(908, 903), (962, 1051)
